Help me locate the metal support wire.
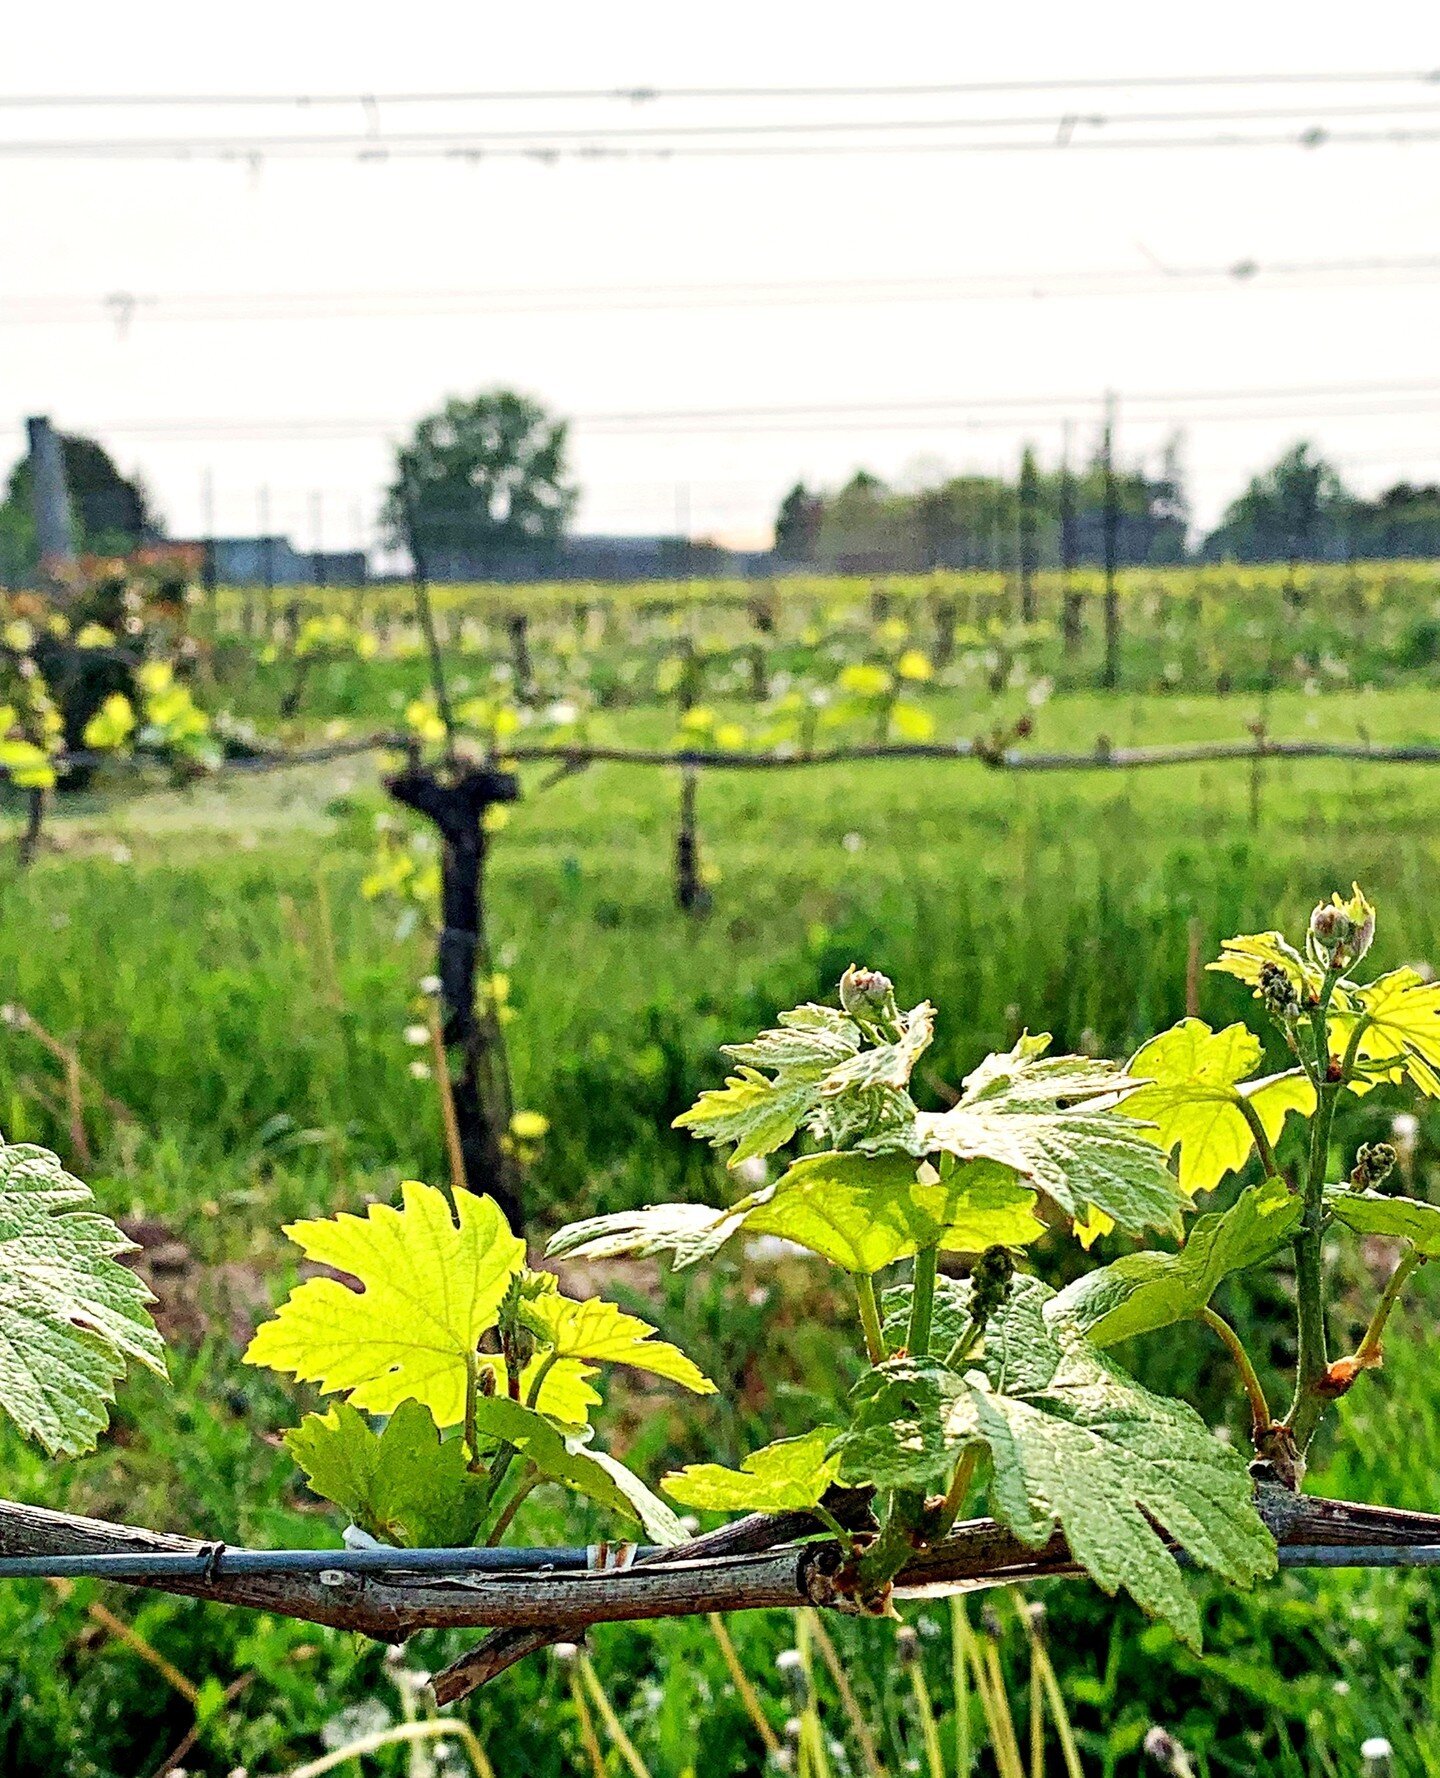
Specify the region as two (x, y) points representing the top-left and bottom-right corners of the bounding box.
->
(0, 1542), (652, 1581)
(4, 1540), (1440, 1586)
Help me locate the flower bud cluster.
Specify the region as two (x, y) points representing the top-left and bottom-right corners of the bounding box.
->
(1307, 886), (1376, 973)
(1351, 1141), (1398, 1190)
(839, 965), (900, 1034)
(1259, 962), (1302, 1024)
(969, 1247), (1016, 1329)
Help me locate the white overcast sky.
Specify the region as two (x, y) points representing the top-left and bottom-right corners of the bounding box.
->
(2, 0), (1439, 550)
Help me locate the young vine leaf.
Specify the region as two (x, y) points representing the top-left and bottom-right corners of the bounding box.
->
(244, 1181), (526, 1426)
(515, 1289), (717, 1394)
(0, 1139), (167, 1457)
(546, 1201), (750, 1271)
(469, 1396), (688, 1545)
(892, 1035), (1189, 1237)
(663, 1429), (842, 1513)
(285, 1400), (491, 1548)
(838, 1276), (1274, 1647)
(740, 1151), (1041, 1274)
(672, 996), (932, 1164)
(1052, 1176), (1302, 1347)
(1331, 969), (1440, 1097)
(1207, 930), (1324, 999)
(1119, 1020), (1314, 1195)
(1327, 1188), (1440, 1254)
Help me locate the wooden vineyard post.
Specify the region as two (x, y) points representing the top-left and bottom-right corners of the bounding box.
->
(387, 760), (525, 1231)
(1059, 422), (1082, 656)
(1101, 391), (1121, 690)
(675, 763), (707, 913)
(672, 637), (710, 914)
(1017, 444), (1039, 623)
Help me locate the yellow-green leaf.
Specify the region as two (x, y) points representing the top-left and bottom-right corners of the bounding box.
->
(1054, 1176), (1302, 1347)
(1334, 969), (1440, 1098)
(1122, 1020), (1314, 1195)
(1207, 930), (1322, 999)
(519, 1293), (716, 1394)
(742, 1150), (1040, 1274)
(663, 1430), (841, 1513)
(284, 1400), (490, 1548)
(469, 1395), (687, 1544)
(244, 1181), (525, 1427)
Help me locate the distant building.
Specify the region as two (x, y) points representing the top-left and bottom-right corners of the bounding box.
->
(174, 537), (368, 586)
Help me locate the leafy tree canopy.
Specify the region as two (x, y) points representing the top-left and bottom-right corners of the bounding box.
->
(381, 389), (578, 568)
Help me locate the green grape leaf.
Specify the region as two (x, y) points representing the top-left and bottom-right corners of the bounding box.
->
(547, 1202), (748, 1271)
(518, 1293), (716, 1394)
(881, 1275), (977, 1354)
(673, 998), (932, 1166)
(244, 1181), (526, 1427)
(819, 1002), (935, 1096)
(741, 1151), (1040, 1275)
(838, 1276), (1273, 1647)
(1207, 930), (1322, 999)
(662, 1429), (841, 1513)
(889, 1035), (1188, 1237)
(1327, 1188), (1440, 1255)
(1333, 969), (1440, 1098)
(284, 1400), (490, 1548)
(1053, 1176), (1302, 1347)
(673, 1066), (829, 1166)
(722, 1005), (862, 1071)
(1120, 1020), (1315, 1195)
(469, 1396), (688, 1545)
(480, 1354), (602, 1424)
(0, 1140), (167, 1456)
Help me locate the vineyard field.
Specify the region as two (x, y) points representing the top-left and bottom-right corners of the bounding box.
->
(4, 568), (1440, 1774)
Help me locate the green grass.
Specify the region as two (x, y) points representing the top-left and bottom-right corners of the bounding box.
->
(4, 669), (1440, 1773)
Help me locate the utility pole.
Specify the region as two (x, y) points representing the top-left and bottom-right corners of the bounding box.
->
(1101, 391), (1121, 690)
(311, 490), (327, 595)
(258, 485), (275, 639)
(1060, 420), (1081, 654)
(25, 416), (75, 589)
(200, 467), (217, 605)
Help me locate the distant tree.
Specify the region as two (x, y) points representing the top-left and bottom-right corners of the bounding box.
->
(1351, 482), (1440, 559)
(382, 391), (577, 571)
(1203, 443), (1350, 564)
(0, 433), (157, 580)
(773, 481), (824, 561)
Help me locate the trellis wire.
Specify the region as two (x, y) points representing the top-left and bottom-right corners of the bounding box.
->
(10, 728), (1440, 788)
(4, 1540), (1440, 1584)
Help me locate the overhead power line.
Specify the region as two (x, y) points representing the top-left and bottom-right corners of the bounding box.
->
(6, 123), (1440, 162)
(8, 256), (1440, 328)
(8, 99), (1440, 152)
(66, 381), (1440, 443)
(0, 70), (1434, 109)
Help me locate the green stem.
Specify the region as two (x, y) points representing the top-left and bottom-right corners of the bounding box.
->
(1353, 1248), (1425, 1369)
(525, 1350), (560, 1410)
(463, 1351), (482, 1470)
(908, 1244), (939, 1358)
(944, 1315), (985, 1371)
(1234, 1092), (1281, 1182)
(1198, 1306), (1272, 1443)
(1287, 970), (1343, 1446)
(937, 1447), (980, 1535)
(853, 1273), (887, 1365)
(484, 1462), (540, 1546)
